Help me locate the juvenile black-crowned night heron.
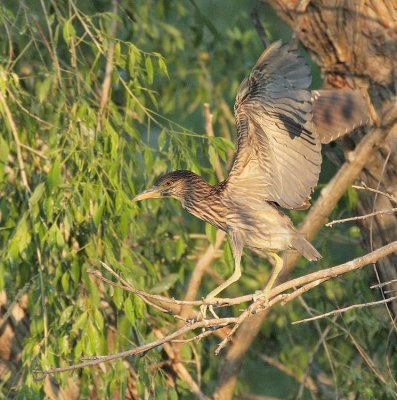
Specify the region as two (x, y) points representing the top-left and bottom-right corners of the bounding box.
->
(134, 41), (370, 316)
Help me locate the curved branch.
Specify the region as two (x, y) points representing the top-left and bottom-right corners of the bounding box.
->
(36, 241), (397, 380)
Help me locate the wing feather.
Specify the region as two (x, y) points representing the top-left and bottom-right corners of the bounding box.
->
(312, 89), (371, 143)
(227, 41), (322, 209)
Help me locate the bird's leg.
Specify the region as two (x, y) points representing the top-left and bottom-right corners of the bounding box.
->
(263, 252), (283, 306)
(200, 238), (242, 320)
(200, 259), (241, 319)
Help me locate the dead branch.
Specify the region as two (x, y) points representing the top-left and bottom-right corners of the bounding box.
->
(352, 184), (397, 204)
(92, 241), (397, 311)
(371, 279), (397, 289)
(34, 317), (238, 379)
(326, 208), (397, 227)
(36, 241), (397, 379)
(293, 296), (397, 325)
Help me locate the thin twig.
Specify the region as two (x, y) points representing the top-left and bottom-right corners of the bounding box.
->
(152, 329), (209, 400)
(292, 296), (397, 325)
(367, 143), (397, 330)
(370, 279), (397, 289)
(35, 317), (237, 379)
(0, 91), (31, 192)
(352, 184), (397, 204)
(326, 208), (397, 227)
(97, 0), (118, 132)
(204, 103), (224, 182)
(348, 332), (387, 385)
(251, 8), (269, 48)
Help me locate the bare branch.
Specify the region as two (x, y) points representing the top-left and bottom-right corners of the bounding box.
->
(36, 241), (397, 380)
(370, 279), (397, 289)
(92, 241), (397, 311)
(352, 184), (397, 204)
(293, 296), (397, 325)
(0, 91), (31, 193)
(35, 317), (237, 379)
(204, 103), (224, 182)
(326, 208), (397, 227)
(97, 0), (118, 131)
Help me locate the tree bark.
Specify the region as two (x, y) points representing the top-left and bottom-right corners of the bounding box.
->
(214, 1), (397, 398)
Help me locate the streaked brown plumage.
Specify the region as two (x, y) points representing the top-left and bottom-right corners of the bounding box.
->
(134, 41), (370, 311)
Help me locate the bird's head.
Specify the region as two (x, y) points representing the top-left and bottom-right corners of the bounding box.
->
(133, 170), (197, 203)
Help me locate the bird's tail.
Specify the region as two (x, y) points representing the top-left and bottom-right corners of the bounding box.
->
(291, 235), (322, 261)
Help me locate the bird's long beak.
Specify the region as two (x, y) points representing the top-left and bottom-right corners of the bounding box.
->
(133, 187), (162, 202)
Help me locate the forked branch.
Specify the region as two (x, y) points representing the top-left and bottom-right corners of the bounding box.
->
(35, 240), (397, 379)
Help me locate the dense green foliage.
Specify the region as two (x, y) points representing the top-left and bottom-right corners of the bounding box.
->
(0, 1), (395, 398)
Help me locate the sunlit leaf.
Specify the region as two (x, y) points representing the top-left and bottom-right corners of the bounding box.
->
(145, 56), (154, 85)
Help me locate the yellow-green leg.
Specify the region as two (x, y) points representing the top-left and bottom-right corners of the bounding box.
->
(263, 252), (283, 305)
(200, 237), (242, 319)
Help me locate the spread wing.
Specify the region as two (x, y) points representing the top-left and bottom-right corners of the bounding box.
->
(312, 89), (371, 143)
(226, 41), (322, 209)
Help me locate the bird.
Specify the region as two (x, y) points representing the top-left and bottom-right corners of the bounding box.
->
(133, 40), (370, 317)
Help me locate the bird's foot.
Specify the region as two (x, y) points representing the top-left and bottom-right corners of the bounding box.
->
(200, 299), (220, 321)
(252, 290), (263, 302)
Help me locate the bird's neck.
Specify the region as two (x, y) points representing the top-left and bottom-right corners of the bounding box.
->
(179, 175), (227, 232)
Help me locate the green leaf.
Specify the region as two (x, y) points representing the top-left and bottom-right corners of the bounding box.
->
(149, 273), (179, 294)
(59, 305), (74, 326)
(0, 135), (9, 163)
(87, 321), (100, 354)
(114, 41), (121, 65)
(72, 311), (88, 333)
(113, 286), (124, 309)
(205, 223), (217, 246)
(158, 57), (169, 78)
(63, 19), (76, 45)
(7, 214), (30, 260)
(208, 146), (218, 171)
(134, 295), (146, 318)
(124, 296), (135, 325)
(61, 271), (69, 292)
(29, 182), (45, 207)
(175, 237), (186, 260)
(127, 48), (136, 77)
(47, 158), (62, 191)
(93, 308), (104, 330)
(145, 56), (153, 85)
(92, 201), (105, 228)
(158, 129), (166, 151)
(37, 77), (53, 104)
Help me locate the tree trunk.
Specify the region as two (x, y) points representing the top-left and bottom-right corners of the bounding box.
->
(214, 1), (397, 398)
